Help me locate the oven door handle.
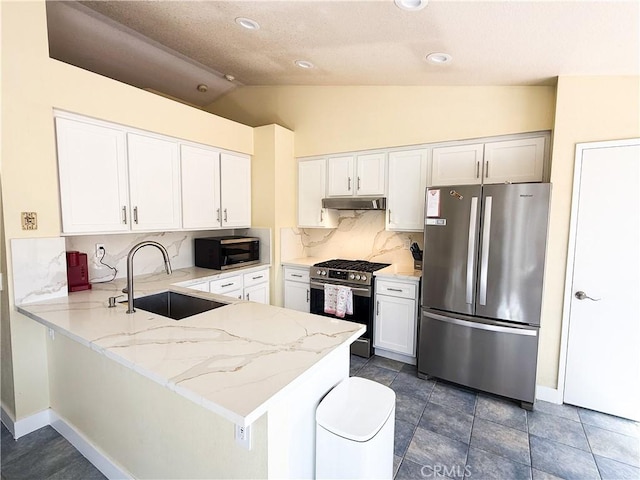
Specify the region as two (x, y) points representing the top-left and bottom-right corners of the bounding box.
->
(310, 281), (371, 297)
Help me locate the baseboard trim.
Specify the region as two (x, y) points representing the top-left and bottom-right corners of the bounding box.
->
(536, 385), (563, 404)
(0, 406), (130, 479)
(49, 411), (131, 480)
(374, 348), (417, 365)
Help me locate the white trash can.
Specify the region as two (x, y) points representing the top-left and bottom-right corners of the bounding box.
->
(316, 377), (396, 479)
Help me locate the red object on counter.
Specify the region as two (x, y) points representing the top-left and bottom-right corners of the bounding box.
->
(66, 251), (92, 292)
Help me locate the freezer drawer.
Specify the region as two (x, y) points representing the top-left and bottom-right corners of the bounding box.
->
(418, 310), (539, 405)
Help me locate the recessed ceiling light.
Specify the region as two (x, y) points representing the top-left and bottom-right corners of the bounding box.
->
(196, 84), (208, 93)
(224, 74), (235, 82)
(295, 60), (314, 69)
(235, 17), (260, 30)
(426, 52), (452, 64)
(394, 0), (427, 11)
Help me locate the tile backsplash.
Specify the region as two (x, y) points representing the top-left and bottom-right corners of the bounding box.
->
(281, 210), (423, 267)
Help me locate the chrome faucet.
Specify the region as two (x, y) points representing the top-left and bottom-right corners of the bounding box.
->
(124, 241), (172, 314)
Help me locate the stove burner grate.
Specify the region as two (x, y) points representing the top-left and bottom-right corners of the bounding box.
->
(313, 259), (390, 273)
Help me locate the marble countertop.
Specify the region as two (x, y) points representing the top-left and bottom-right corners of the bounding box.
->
(280, 257), (327, 268)
(17, 266), (365, 426)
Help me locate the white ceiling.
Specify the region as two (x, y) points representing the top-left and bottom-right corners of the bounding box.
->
(46, 1), (640, 107)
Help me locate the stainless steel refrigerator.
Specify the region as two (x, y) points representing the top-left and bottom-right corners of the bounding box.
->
(418, 183), (551, 409)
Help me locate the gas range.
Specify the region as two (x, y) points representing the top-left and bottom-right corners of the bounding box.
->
(310, 259), (391, 287)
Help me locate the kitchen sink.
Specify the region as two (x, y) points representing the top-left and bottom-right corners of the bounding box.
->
(126, 291), (228, 320)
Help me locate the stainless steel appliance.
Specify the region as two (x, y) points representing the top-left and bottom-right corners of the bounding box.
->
(419, 183), (551, 409)
(309, 259), (390, 358)
(194, 236), (259, 270)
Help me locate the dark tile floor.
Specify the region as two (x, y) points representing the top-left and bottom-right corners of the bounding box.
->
(2, 355), (638, 480)
(1, 423), (105, 480)
(351, 354), (640, 480)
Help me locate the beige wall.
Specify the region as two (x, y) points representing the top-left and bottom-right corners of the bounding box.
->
(48, 333), (268, 479)
(252, 125), (296, 306)
(0, 1), (254, 421)
(207, 85), (556, 157)
(538, 76), (640, 387)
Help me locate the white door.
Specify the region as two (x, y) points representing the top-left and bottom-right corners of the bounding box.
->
(374, 294), (416, 356)
(127, 133), (181, 231)
(220, 153), (251, 228)
(355, 153), (386, 196)
(284, 281), (310, 312)
(431, 143), (484, 186)
(244, 282), (270, 304)
(483, 137), (545, 184)
(298, 158), (336, 228)
(387, 149), (428, 231)
(326, 155), (354, 196)
(564, 139), (640, 421)
(181, 145), (221, 229)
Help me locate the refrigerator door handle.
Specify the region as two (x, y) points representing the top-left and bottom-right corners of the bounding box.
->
(479, 196), (493, 305)
(423, 310), (537, 337)
(466, 197), (479, 304)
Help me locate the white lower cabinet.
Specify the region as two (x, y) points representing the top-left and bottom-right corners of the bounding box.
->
(374, 278), (419, 360)
(243, 269), (270, 304)
(187, 281), (210, 292)
(283, 266), (310, 313)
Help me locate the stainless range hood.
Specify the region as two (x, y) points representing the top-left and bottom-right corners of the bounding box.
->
(322, 197), (387, 210)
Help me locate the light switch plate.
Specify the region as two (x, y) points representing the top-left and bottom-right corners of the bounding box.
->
(21, 212), (37, 230)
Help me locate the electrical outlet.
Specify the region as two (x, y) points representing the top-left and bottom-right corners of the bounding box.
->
(95, 243), (105, 258)
(235, 424), (252, 450)
(21, 212), (37, 230)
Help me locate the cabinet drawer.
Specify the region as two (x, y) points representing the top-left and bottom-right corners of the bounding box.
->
(284, 267), (310, 283)
(244, 269), (269, 288)
(209, 275), (243, 294)
(376, 280), (416, 299)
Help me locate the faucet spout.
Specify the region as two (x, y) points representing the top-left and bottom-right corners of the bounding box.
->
(125, 241), (172, 314)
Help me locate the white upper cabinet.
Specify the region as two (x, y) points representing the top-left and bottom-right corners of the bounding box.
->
(298, 158), (337, 228)
(482, 137), (545, 184)
(387, 149), (429, 232)
(56, 117), (130, 234)
(431, 136), (547, 187)
(127, 133), (181, 231)
(327, 153), (386, 197)
(180, 144), (221, 229)
(220, 153), (251, 228)
(431, 144), (484, 186)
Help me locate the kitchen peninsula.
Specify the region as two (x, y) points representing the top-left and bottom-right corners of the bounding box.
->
(17, 267), (364, 479)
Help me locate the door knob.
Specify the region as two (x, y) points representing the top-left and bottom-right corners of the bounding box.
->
(575, 291), (600, 301)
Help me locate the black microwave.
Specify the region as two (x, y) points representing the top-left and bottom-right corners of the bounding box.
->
(195, 236), (260, 270)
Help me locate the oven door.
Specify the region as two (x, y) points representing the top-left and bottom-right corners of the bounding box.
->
(309, 280), (373, 358)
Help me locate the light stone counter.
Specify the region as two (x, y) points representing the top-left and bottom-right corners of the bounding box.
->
(17, 266), (364, 427)
(280, 257), (327, 268)
(374, 264), (422, 282)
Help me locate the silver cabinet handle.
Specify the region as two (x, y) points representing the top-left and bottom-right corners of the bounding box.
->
(320, 209), (324, 222)
(306, 289), (310, 303)
(348, 177), (352, 191)
(388, 210), (392, 222)
(485, 161), (489, 178)
(386, 288), (403, 292)
(376, 300), (380, 315)
(575, 291), (600, 301)
(216, 208), (220, 223)
(476, 161), (480, 179)
(478, 196), (492, 305)
(466, 197), (478, 304)
(122, 206), (127, 224)
(357, 177), (361, 191)
(224, 208), (228, 222)
(221, 283), (233, 288)
(291, 274), (303, 278)
(247, 293), (250, 301)
(252, 275), (263, 280)
(133, 206), (139, 224)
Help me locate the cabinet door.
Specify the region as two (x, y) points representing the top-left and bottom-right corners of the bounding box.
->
(483, 137), (545, 184)
(55, 117), (130, 233)
(244, 282), (270, 304)
(187, 281), (210, 292)
(327, 155), (354, 196)
(220, 153), (251, 228)
(298, 159), (337, 228)
(374, 294), (417, 356)
(181, 145), (221, 229)
(387, 149), (428, 231)
(431, 144), (484, 186)
(356, 153), (386, 196)
(128, 133), (181, 231)
(284, 280), (310, 312)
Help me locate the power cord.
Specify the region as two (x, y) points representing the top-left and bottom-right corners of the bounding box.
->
(93, 246), (118, 283)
